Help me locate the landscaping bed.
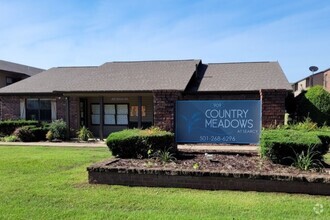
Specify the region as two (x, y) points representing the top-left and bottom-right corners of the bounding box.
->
(88, 152), (330, 196)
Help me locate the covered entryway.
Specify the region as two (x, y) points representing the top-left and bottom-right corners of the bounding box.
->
(66, 93), (154, 139)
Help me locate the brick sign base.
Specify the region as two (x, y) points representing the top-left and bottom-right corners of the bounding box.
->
(87, 159), (330, 196)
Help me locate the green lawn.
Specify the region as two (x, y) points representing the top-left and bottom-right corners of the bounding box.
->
(0, 146), (329, 220)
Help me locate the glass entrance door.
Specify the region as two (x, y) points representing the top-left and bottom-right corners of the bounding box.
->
(79, 98), (88, 126)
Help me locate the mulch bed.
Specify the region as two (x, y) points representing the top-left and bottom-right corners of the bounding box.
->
(111, 152), (330, 176)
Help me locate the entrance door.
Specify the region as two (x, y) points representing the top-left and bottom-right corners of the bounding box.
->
(79, 98), (88, 127)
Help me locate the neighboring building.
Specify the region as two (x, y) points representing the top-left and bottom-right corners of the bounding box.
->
(0, 60), (44, 88)
(292, 68), (330, 96)
(0, 59), (291, 139)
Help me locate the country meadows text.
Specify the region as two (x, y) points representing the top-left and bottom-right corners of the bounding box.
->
(204, 109), (255, 129)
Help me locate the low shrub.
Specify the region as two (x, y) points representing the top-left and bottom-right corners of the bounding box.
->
(46, 130), (53, 141)
(77, 126), (94, 141)
(260, 129), (330, 165)
(290, 117), (318, 131)
(296, 86), (330, 125)
(106, 128), (176, 158)
(1, 135), (19, 142)
(13, 126), (48, 142)
(30, 127), (48, 141)
(153, 148), (177, 163)
(49, 119), (67, 140)
(0, 120), (39, 136)
(286, 145), (323, 171)
(13, 126), (34, 142)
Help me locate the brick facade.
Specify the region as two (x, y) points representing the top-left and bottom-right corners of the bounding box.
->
(0, 96), (22, 120)
(152, 90), (287, 131)
(0, 95), (80, 136)
(68, 97), (79, 132)
(0, 90), (287, 136)
(153, 90), (182, 132)
(260, 89), (288, 127)
(88, 159), (330, 196)
(55, 96), (80, 134)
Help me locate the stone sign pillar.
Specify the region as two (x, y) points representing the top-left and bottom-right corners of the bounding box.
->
(153, 90), (182, 132)
(260, 89), (288, 127)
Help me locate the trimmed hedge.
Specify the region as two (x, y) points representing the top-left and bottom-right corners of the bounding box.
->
(296, 86), (330, 125)
(0, 120), (39, 136)
(260, 129), (330, 164)
(13, 126), (48, 142)
(106, 128), (176, 158)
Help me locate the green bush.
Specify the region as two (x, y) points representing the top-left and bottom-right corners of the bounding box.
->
(30, 127), (48, 141)
(77, 126), (94, 141)
(13, 126), (48, 142)
(296, 86), (330, 125)
(0, 120), (39, 136)
(290, 117), (318, 131)
(286, 145), (323, 171)
(13, 126), (34, 142)
(106, 128), (176, 158)
(49, 119), (67, 140)
(1, 135), (20, 142)
(260, 129), (330, 165)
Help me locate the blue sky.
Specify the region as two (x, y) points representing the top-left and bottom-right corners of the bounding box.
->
(1, 0), (329, 82)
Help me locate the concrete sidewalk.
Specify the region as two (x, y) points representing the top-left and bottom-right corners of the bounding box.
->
(0, 141), (107, 147)
(0, 141), (259, 154)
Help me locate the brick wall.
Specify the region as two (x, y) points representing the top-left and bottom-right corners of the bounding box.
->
(153, 90), (288, 131)
(153, 90), (182, 132)
(0, 96), (22, 120)
(260, 89), (288, 127)
(0, 95), (80, 135)
(56, 96), (79, 135)
(88, 163), (330, 195)
(56, 97), (66, 120)
(69, 97), (79, 132)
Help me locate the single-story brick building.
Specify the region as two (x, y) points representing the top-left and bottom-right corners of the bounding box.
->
(0, 59), (291, 140)
(0, 60), (44, 88)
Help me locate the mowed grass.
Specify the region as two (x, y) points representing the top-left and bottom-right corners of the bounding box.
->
(0, 146), (329, 220)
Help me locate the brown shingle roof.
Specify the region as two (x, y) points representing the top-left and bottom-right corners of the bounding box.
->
(197, 62), (292, 91)
(0, 60), (200, 94)
(0, 60), (44, 76)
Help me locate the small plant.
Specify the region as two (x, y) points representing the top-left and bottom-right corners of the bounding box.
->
(292, 117), (318, 131)
(46, 130), (53, 141)
(193, 163), (200, 170)
(154, 148), (176, 163)
(77, 126), (94, 141)
(287, 145), (323, 171)
(147, 148), (153, 158)
(143, 161), (154, 168)
(49, 119), (67, 140)
(2, 135), (19, 142)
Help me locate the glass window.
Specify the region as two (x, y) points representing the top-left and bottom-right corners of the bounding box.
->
(117, 104), (128, 114)
(91, 104), (100, 125)
(6, 77), (20, 86)
(130, 106), (146, 117)
(91, 103), (129, 125)
(116, 114), (128, 125)
(26, 99), (51, 121)
(104, 104), (116, 125)
(104, 115), (116, 125)
(116, 104), (128, 125)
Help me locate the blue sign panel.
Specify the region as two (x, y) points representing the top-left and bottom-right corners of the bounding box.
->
(176, 100), (261, 144)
